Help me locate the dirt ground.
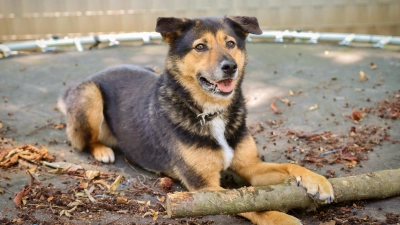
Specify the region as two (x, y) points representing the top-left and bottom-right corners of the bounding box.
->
(1, 42), (400, 225)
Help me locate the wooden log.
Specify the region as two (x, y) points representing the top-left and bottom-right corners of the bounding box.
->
(167, 169), (400, 218)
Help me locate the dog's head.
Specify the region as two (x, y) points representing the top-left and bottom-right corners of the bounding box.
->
(156, 16), (262, 110)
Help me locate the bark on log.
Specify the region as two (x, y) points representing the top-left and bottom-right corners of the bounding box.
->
(167, 169), (400, 218)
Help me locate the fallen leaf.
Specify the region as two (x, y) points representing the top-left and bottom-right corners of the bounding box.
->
(370, 62), (377, 70)
(84, 188), (96, 203)
(60, 206), (77, 217)
(117, 196), (128, 204)
(289, 90), (294, 96)
(85, 170), (100, 180)
(80, 180), (88, 189)
(1, 145), (55, 167)
(143, 209), (159, 221)
(304, 156), (327, 163)
(67, 200), (83, 207)
(345, 160), (357, 167)
(391, 111), (399, 119)
(342, 153), (358, 161)
(28, 165), (37, 174)
(52, 123), (65, 130)
(48, 166), (71, 174)
(0, 122), (3, 129)
(270, 99), (280, 114)
(156, 195), (166, 202)
(110, 175), (122, 191)
(309, 104), (318, 111)
(280, 98), (290, 104)
(351, 110), (362, 121)
(13, 171), (35, 208)
(359, 71), (367, 82)
(93, 179), (110, 189)
(47, 196), (54, 202)
(159, 177), (174, 192)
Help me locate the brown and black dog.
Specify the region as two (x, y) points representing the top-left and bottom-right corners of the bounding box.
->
(58, 16), (334, 224)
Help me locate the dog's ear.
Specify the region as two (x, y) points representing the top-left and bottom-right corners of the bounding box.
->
(225, 16), (263, 35)
(155, 17), (192, 44)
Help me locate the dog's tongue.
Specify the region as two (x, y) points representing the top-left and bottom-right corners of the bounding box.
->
(216, 79), (234, 93)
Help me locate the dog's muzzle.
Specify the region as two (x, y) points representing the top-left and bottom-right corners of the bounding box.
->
(198, 60), (238, 96)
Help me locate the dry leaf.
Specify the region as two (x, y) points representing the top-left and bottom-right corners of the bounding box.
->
(345, 160), (357, 167)
(351, 110), (362, 121)
(84, 189), (96, 203)
(85, 170), (100, 180)
(289, 90), (294, 96)
(309, 104), (318, 111)
(370, 62), (377, 70)
(1, 145), (55, 167)
(47, 196), (54, 202)
(52, 123), (65, 130)
(60, 206), (77, 217)
(280, 98), (290, 104)
(13, 171), (35, 208)
(48, 166), (71, 174)
(359, 71), (367, 82)
(117, 196), (128, 204)
(80, 180), (88, 189)
(270, 99), (279, 114)
(143, 209), (159, 221)
(156, 195), (166, 202)
(110, 175), (122, 191)
(28, 165), (37, 174)
(67, 200), (83, 207)
(0, 122), (3, 129)
(93, 179), (111, 190)
(159, 177), (174, 192)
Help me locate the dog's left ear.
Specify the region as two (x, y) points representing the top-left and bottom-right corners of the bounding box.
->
(155, 17), (192, 44)
(225, 16), (263, 35)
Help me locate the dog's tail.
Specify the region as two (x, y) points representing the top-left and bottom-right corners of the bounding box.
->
(57, 83), (77, 115)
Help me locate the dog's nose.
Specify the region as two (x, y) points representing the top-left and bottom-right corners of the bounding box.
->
(221, 60), (237, 76)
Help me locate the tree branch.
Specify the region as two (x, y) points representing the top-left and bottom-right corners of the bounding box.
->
(167, 169), (400, 218)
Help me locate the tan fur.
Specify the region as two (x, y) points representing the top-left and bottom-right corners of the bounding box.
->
(65, 82), (117, 163)
(176, 143), (225, 191)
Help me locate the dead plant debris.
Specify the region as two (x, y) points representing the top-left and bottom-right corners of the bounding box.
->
(370, 90), (400, 120)
(0, 145), (55, 167)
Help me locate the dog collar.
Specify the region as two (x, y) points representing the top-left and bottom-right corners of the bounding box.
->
(181, 98), (222, 126)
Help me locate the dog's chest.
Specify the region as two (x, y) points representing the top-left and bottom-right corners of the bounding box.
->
(210, 117), (233, 170)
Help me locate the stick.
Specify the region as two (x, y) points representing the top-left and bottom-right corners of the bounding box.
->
(167, 169), (400, 218)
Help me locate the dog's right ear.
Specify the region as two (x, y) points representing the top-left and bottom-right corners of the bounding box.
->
(155, 17), (191, 44)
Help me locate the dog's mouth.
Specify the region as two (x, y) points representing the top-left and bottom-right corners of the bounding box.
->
(199, 77), (235, 96)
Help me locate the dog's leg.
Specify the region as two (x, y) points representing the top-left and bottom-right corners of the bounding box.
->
(64, 81), (116, 163)
(229, 134), (334, 225)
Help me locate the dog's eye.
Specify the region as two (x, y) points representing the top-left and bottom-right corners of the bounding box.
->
(226, 41), (236, 49)
(195, 44), (207, 52)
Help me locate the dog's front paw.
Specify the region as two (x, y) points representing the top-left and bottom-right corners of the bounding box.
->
(91, 144), (115, 163)
(295, 168), (334, 203)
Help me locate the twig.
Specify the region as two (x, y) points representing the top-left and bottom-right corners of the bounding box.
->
(0, 184), (16, 195)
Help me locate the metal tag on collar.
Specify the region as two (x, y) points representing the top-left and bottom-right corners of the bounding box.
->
(197, 112), (207, 126)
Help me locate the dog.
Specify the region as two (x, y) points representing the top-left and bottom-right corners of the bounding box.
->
(58, 16), (334, 225)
